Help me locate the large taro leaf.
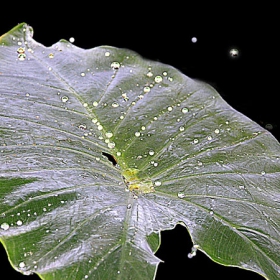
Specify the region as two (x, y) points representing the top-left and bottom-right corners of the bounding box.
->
(0, 23), (280, 280)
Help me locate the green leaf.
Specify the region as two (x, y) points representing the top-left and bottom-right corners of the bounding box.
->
(0, 23), (280, 280)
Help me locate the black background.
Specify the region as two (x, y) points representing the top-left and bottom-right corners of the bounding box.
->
(0, 4), (278, 280)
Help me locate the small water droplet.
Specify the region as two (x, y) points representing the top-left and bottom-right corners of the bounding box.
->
(181, 107), (189, 114)
(79, 124), (87, 130)
(214, 129), (220, 134)
(112, 102), (119, 108)
(146, 71), (153, 77)
(143, 86), (151, 93)
(141, 126), (146, 131)
(48, 53), (54, 58)
(179, 126), (185, 132)
(108, 142), (115, 149)
(111, 61), (120, 69)
(97, 125), (103, 130)
(93, 101), (98, 107)
(1, 222), (9, 230)
(17, 220), (23, 226)
(167, 106), (173, 112)
(61, 96), (69, 102)
(207, 136), (212, 140)
(135, 132), (141, 137)
(17, 47), (25, 54)
(105, 132), (113, 138)
(127, 204), (132, 209)
(83, 102), (88, 107)
(209, 211), (214, 215)
(149, 150), (155, 156)
(69, 37), (75, 43)
(18, 53), (26, 61)
(193, 139), (199, 144)
(117, 151), (121, 156)
(177, 192), (186, 198)
(261, 171), (266, 176)
(19, 262), (26, 268)
(229, 48), (239, 57)
(154, 75), (163, 83)
(154, 181), (162, 187)
(105, 51), (110, 57)
(80, 72), (85, 77)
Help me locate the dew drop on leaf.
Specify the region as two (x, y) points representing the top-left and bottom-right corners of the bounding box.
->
(111, 61), (120, 69)
(1, 222), (9, 230)
(154, 75), (163, 83)
(61, 96), (69, 102)
(181, 107), (189, 114)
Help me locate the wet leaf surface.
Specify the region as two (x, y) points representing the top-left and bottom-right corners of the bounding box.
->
(0, 23), (280, 280)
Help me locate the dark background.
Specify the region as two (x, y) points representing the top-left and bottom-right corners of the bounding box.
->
(0, 4), (278, 280)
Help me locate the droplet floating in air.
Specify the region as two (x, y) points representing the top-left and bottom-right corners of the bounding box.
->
(191, 37), (197, 43)
(229, 48), (239, 57)
(69, 37), (75, 43)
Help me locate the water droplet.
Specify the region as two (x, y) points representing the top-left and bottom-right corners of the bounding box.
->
(177, 192), (186, 198)
(149, 150), (155, 156)
(141, 126), (146, 130)
(69, 37), (75, 43)
(17, 220), (23, 226)
(48, 53), (54, 58)
(239, 185), (245, 189)
(154, 75), (163, 83)
(108, 142), (115, 149)
(83, 102), (88, 107)
(146, 71), (153, 77)
(188, 245), (198, 259)
(193, 139), (199, 144)
(105, 132), (113, 138)
(61, 96), (69, 102)
(78, 124), (87, 130)
(85, 275), (88, 279)
(17, 47), (25, 54)
(261, 171), (266, 176)
(167, 106), (173, 112)
(209, 211), (214, 215)
(229, 48), (239, 57)
(105, 51), (110, 57)
(97, 125), (103, 130)
(80, 72), (85, 77)
(154, 181), (162, 187)
(117, 152), (121, 156)
(112, 102), (119, 108)
(181, 107), (189, 114)
(214, 129), (220, 134)
(143, 86), (151, 93)
(127, 204), (132, 209)
(207, 136), (212, 140)
(19, 262), (26, 268)
(1, 222), (9, 230)
(191, 37), (197, 43)
(162, 71), (168, 76)
(135, 132), (141, 137)
(179, 126), (185, 132)
(93, 101), (98, 107)
(111, 61), (120, 69)
(18, 54), (26, 61)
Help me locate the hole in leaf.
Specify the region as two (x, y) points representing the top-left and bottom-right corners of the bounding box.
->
(102, 152), (117, 166)
(155, 224), (265, 280)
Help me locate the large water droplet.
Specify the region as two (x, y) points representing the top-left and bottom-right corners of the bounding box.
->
(154, 75), (163, 83)
(1, 222), (9, 230)
(111, 61), (120, 69)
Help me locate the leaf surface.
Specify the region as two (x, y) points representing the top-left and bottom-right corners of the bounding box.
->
(0, 23), (280, 280)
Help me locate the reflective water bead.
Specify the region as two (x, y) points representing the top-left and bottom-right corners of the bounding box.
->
(154, 75), (163, 83)
(181, 107), (189, 114)
(108, 142), (115, 149)
(177, 192), (186, 198)
(17, 220), (23, 226)
(167, 106), (173, 111)
(81, 72), (85, 77)
(143, 86), (151, 93)
(135, 132), (141, 137)
(112, 102), (119, 108)
(105, 132), (113, 138)
(69, 37), (75, 43)
(111, 61), (120, 69)
(19, 262), (26, 268)
(214, 129), (220, 134)
(17, 47), (25, 54)
(18, 54), (26, 61)
(61, 96), (69, 102)
(48, 53), (54, 58)
(93, 101), (98, 107)
(193, 139), (199, 144)
(146, 71), (153, 77)
(1, 223), (9, 230)
(154, 181), (162, 187)
(229, 48), (239, 57)
(191, 37), (197, 43)
(179, 126), (185, 132)
(105, 51), (110, 57)
(149, 150), (155, 156)
(207, 136), (212, 140)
